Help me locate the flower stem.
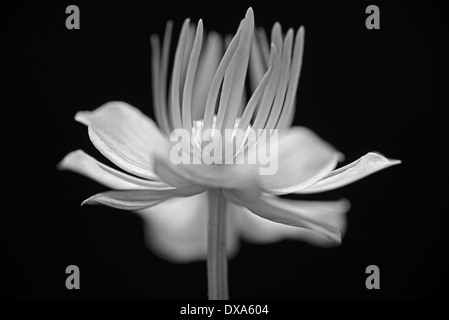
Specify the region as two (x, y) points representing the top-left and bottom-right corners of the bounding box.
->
(207, 188), (229, 300)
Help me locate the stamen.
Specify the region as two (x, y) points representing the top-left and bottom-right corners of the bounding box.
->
(182, 20), (204, 131)
(265, 28), (294, 129)
(256, 27), (270, 67)
(232, 60), (273, 157)
(180, 25), (195, 90)
(249, 33), (265, 93)
(251, 27), (270, 117)
(238, 44), (276, 132)
(150, 34), (162, 130)
(202, 22), (243, 133)
(228, 46), (275, 163)
(276, 26), (305, 129)
(215, 8), (254, 132)
(251, 23), (282, 130)
(233, 45), (275, 158)
(224, 34), (233, 49)
(151, 21), (173, 135)
(170, 19), (191, 130)
(191, 32), (222, 121)
(237, 83), (247, 119)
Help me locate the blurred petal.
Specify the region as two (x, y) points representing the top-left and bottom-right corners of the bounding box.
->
(297, 152), (402, 194)
(260, 127), (343, 195)
(224, 190), (349, 246)
(58, 150), (171, 190)
(75, 101), (168, 180)
(138, 192), (239, 263)
(82, 185), (205, 210)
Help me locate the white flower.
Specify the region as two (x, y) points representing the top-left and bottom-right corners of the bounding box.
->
(58, 8), (400, 263)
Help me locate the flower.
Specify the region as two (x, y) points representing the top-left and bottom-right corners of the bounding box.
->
(58, 8), (400, 263)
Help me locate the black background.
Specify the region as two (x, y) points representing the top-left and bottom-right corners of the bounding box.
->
(3, 0), (448, 300)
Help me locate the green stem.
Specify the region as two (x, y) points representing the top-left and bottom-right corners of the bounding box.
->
(207, 189), (229, 300)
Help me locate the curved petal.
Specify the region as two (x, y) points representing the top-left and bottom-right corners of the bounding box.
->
(57, 150), (172, 190)
(138, 192), (240, 263)
(260, 127), (343, 195)
(234, 204), (343, 247)
(224, 190), (349, 246)
(297, 152), (401, 194)
(75, 101), (169, 180)
(82, 185), (205, 211)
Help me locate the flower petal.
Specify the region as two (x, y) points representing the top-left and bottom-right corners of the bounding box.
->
(82, 185), (205, 211)
(297, 152), (401, 194)
(58, 150), (172, 190)
(224, 190), (349, 246)
(75, 101), (168, 180)
(138, 192), (239, 263)
(260, 126), (343, 195)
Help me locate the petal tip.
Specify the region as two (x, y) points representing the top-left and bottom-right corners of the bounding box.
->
(150, 34), (159, 43)
(74, 111), (90, 125)
(56, 158), (67, 171)
(246, 7), (254, 17)
(334, 237), (343, 247)
(340, 198), (352, 212)
(321, 232), (343, 248)
(81, 196), (97, 206)
(336, 151), (345, 162)
(56, 150), (82, 171)
(368, 151), (402, 166)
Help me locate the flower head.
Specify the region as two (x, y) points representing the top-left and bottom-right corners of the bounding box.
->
(58, 8), (400, 263)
